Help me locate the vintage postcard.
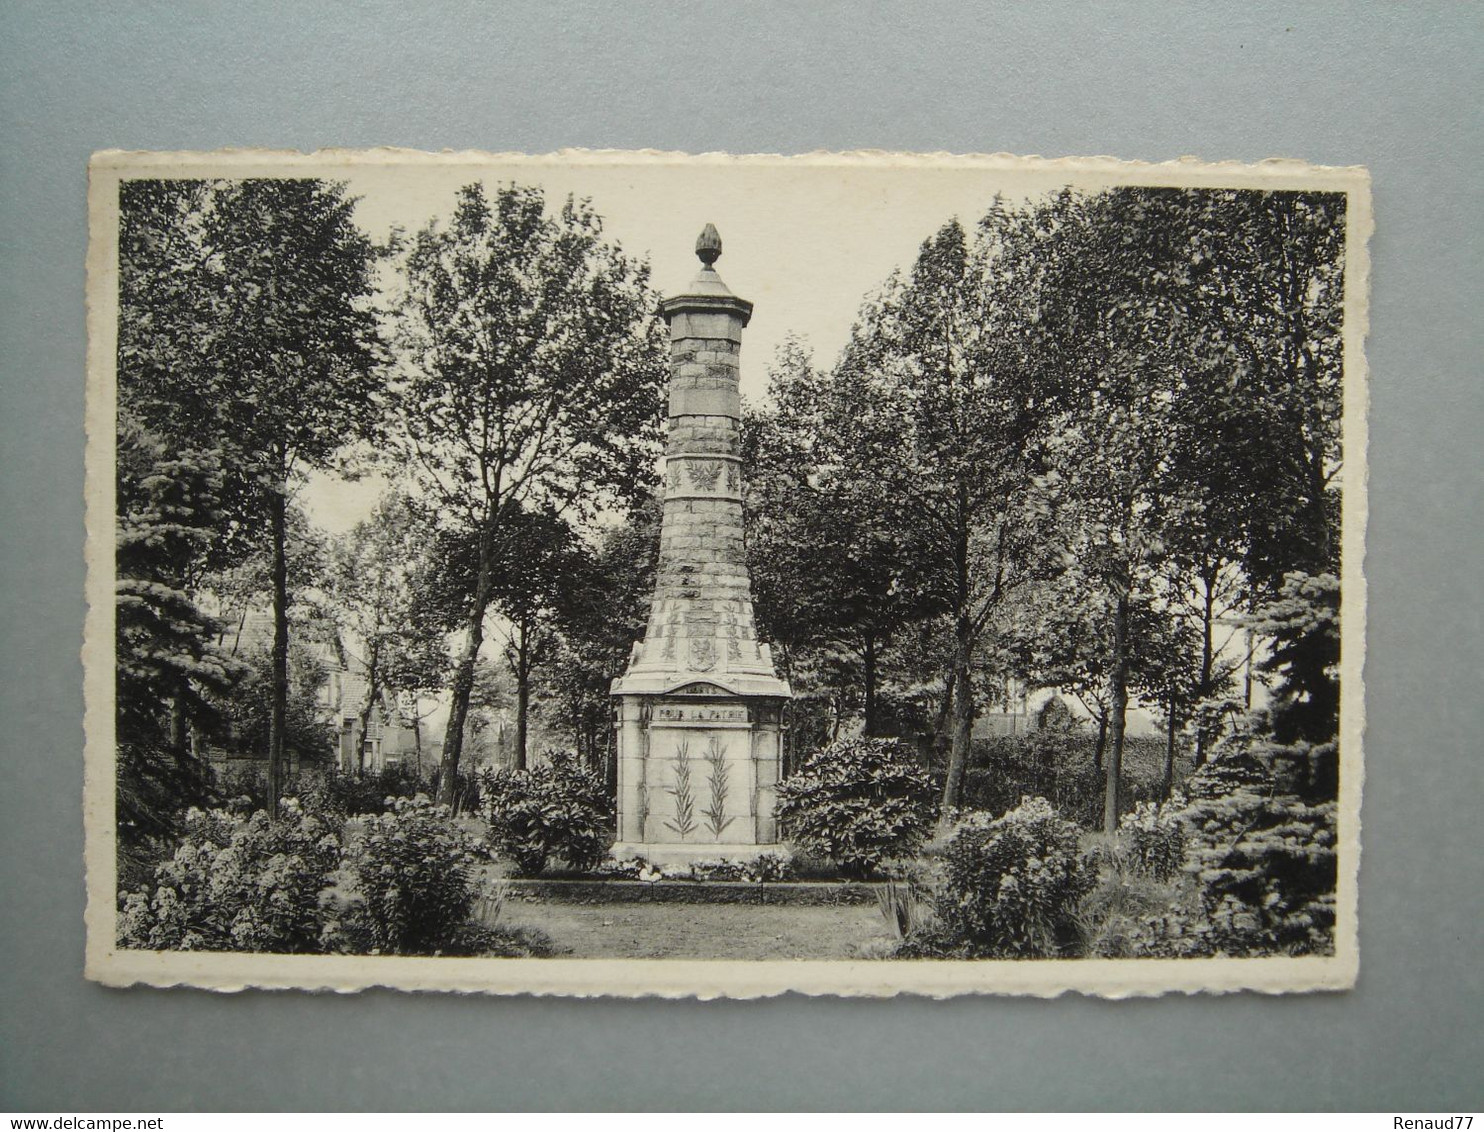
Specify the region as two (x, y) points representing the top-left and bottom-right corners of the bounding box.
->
(84, 149), (1369, 997)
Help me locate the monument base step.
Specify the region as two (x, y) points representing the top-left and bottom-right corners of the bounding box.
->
(609, 841), (790, 866)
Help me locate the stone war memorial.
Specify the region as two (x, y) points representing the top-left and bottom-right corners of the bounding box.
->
(610, 224), (793, 864)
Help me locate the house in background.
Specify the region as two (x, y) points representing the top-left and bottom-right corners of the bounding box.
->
(209, 608), (428, 777)
(317, 654), (427, 777)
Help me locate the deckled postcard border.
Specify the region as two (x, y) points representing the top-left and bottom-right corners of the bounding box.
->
(83, 149), (1370, 998)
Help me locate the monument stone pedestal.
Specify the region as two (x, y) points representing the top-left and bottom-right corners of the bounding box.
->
(609, 225), (792, 864)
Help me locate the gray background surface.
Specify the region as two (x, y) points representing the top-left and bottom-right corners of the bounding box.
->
(2, 0), (1480, 1112)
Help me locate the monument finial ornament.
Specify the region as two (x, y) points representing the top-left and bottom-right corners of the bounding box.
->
(696, 223), (722, 267)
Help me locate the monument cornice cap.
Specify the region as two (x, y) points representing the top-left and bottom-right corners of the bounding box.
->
(659, 288), (754, 326)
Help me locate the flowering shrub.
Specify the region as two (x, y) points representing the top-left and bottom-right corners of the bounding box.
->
(935, 797), (1095, 957)
(775, 737), (937, 879)
(1122, 798), (1187, 881)
(117, 803), (341, 952)
(341, 795), (483, 955)
(116, 795), (550, 957)
(593, 853), (792, 883)
(748, 851), (794, 883)
(480, 750), (612, 875)
(592, 855), (646, 879)
(680, 854), (796, 883)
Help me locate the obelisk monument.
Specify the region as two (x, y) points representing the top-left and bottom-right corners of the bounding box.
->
(610, 225), (792, 863)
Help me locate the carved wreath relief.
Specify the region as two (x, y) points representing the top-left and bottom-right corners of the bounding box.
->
(686, 458), (723, 491)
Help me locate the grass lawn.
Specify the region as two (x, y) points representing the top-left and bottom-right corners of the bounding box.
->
(502, 900), (894, 960)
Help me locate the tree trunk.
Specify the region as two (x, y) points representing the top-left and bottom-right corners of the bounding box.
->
(940, 485), (977, 814)
(939, 620), (976, 813)
(356, 646), (379, 777)
(1193, 566), (1217, 766)
(1103, 592), (1130, 835)
(356, 674), (378, 779)
(513, 617), (530, 772)
(438, 578), (493, 807)
(1093, 710), (1107, 775)
(1162, 685), (1178, 801)
(412, 711), (422, 779)
(1305, 424), (1334, 573)
(266, 479), (289, 821)
(1243, 626), (1254, 710)
(861, 636), (879, 737)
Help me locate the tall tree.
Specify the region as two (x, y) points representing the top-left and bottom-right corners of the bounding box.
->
(831, 216), (1053, 810)
(116, 180), (255, 773)
(392, 183), (666, 805)
(220, 637), (338, 769)
(745, 339), (945, 739)
(488, 506), (585, 770)
(1176, 190), (1348, 746)
(114, 412), (249, 861)
(1038, 408), (1189, 834)
(1024, 185), (1348, 824)
(117, 177), (386, 816)
(424, 505), (594, 771)
(462, 659), (515, 773)
(1002, 575), (1116, 772)
(1025, 187), (1210, 832)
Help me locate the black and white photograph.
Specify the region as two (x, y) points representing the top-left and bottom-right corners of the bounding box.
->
(84, 150), (1369, 996)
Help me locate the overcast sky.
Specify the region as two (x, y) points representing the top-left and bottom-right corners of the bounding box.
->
(339, 155), (1062, 399)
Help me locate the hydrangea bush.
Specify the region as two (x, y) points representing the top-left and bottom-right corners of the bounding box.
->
(480, 750), (613, 875)
(117, 802), (341, 952)
(118, 795), (552, 957)
(342, 795), (483, 954)
(775, 737), (937, 879)
(935, 797), (1096, 957)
